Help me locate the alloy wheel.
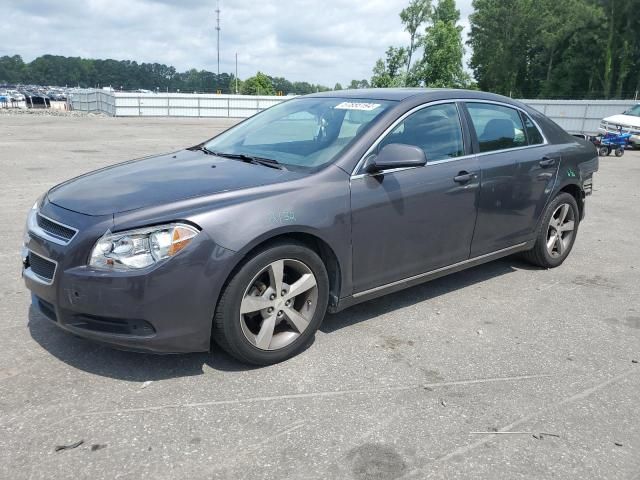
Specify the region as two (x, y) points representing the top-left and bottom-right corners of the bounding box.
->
(239, 259), (318, 351)
(546, 203), (576, 258)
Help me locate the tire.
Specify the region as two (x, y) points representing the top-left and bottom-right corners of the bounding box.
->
(615, 147), (624, 157)
(522, 192), (579, 268)
(598, 146), (610, 157)
(213, 241), (329, 365)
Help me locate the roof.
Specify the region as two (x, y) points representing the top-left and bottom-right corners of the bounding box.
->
(307, 88), (517, 105)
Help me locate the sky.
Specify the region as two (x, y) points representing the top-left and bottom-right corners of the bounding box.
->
(1, 0), (474, 86)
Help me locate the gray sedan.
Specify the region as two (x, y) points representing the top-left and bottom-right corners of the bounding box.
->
(22, 89), (598, 364)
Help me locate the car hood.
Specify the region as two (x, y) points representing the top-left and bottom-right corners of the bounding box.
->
(602, 114), (640, 128)
(48, 149), (299, 216)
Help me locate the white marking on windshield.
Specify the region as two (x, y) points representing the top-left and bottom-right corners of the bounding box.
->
(334, 102), (381, 111)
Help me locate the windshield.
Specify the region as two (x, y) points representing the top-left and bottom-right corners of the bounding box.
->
(624, 104), (640, 117)
(204, 97), (395, 170)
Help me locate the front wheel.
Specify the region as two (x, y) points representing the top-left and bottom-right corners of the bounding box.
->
(522, 193), (579, 268)
(213, 242), (329, 365)
(615, 147), (625, 157)
(598, 146), (610, 157)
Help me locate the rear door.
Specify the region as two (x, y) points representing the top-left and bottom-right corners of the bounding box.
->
(464, 102), (559, 257)
(350, 102), (480, 293)
(516, 112), (561, 233)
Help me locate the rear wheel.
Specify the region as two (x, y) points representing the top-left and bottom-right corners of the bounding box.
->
(213, 242), (329, 365)
(615, 147), (625, 157)
(522, 193), (579, 268)
(598, 146), (610, 156)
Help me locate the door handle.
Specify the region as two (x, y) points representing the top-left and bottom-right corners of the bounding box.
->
(453, 171), (475, 184)
(539, 157), (556, 167)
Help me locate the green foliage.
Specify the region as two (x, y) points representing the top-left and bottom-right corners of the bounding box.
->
(371, 47), (409, 87)
(432, 0), (459, 23)
(415, 0), (469, 88)
(0, 54), (330, 95)
(468, 0), (640, 98)
(241, 72), (276, 95)
(0, 55), (26, 83)
(348, 79), (370, 89)
(400, 0), (432, 78)
(373, 0), (468, 89)
(334, 83), (343, 90)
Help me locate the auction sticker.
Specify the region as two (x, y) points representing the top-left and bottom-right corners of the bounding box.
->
(334, 102), (381, 111)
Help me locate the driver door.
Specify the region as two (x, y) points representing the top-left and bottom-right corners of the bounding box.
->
(350, 102), (480, 293)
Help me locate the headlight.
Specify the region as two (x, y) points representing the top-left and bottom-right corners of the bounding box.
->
(89, 223), (199, 270)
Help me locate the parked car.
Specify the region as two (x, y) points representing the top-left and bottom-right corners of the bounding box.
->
(23, 92), (51, 108)
(22, 89), (598, 364)
(599, 104), (640, 148)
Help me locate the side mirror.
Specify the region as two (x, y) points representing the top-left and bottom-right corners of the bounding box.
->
(365, 143), (427, 174)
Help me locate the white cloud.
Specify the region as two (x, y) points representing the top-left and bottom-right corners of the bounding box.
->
(0, 0), (474, 85)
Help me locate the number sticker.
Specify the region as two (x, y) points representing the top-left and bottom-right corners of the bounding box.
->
(334, 102), (381, 111)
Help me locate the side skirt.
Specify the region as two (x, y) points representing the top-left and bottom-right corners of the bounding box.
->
(330, 242), (530, 313)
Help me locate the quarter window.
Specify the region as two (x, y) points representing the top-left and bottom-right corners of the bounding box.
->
(379, 103), (464, 162)
(466, 103), (527, 153)
(522, 113), (544, 145)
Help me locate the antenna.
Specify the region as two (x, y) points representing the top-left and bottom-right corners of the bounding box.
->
(215, 0), (221, 77)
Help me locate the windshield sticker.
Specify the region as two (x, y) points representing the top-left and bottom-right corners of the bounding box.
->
(334, 102), (381, 111)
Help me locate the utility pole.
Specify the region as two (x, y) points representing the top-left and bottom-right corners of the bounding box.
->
(235, 52), (238, 94)
(215, 0), (221, 78)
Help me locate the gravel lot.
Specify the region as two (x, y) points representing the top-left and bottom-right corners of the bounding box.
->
(1, 116), (639, 479)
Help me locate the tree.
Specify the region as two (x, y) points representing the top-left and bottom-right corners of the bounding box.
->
(432, 0), (458, 22)
(333, 82), (343, 90)
(414, 0), (469, 88)
(228, 74), (242, 94)
(371, 47), (409, 87)
(0, 54), (332, 96)
(468, 0), (544, 96)
(240, 72), (276, 95)
(348, 79), (370, 89)
(0, 55), (27, 83)
(399, 0), (432, 81)
(269, 76), (293, 95)
(467, 0), (639, 99)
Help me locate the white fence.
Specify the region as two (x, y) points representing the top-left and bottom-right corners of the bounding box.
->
(69, 90), (284, 118)
(70, 90), (637, 134)
(522, 99), (637, 134)
(68, 90), (117, 116)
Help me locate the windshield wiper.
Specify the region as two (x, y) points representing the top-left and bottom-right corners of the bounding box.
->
(208, 151), (284, 170)
(188, 145), (216, 155)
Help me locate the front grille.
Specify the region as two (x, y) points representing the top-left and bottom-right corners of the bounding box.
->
(36, 214), (76, 242)
(28, 251), (56, 282)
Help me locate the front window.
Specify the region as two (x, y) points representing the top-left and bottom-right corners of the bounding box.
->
(624, 105), (640, 117)
(204, 97), (394, 170)
(378, 103), (465, 162)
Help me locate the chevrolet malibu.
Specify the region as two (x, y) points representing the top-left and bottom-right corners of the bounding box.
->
(23, 89), (598, 365)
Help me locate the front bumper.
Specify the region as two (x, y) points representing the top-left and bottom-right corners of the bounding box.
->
(23, 200), (236, 353)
